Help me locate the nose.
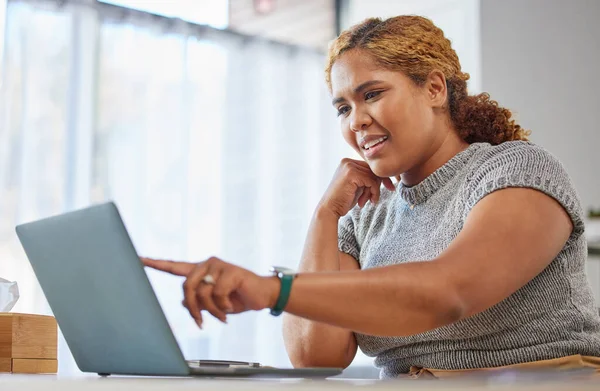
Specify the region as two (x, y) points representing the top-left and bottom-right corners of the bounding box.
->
(349, 108), (372, 133)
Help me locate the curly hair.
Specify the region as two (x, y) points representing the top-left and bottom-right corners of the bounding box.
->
(325, 16), (530, 144)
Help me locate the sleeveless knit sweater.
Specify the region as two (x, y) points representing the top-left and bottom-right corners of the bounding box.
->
(338, 141), (600, 378)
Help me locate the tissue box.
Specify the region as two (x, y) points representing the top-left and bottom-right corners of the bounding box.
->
(0, 313), (57, 374)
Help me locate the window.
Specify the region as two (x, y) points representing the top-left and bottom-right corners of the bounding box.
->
(98, 0), (229, 28)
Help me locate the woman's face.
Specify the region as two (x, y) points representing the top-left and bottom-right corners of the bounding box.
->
(330, 49), (448, 179)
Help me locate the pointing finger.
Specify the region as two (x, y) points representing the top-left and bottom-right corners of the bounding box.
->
(141, 257), (195, 276)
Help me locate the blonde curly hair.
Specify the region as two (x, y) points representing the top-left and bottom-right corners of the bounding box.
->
(325, 16), (530, 144)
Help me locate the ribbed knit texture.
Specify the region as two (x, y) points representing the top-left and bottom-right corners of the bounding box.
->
(338, 141), (600, 379)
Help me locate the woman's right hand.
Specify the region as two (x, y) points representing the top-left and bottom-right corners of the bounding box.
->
(319, 158), (395, 218)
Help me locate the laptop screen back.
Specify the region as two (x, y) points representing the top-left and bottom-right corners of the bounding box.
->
(16, 202), (189, 376)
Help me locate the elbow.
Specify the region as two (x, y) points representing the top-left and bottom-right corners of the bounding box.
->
(399, 278), (467, 335)
(415, 261), (468, 331)
(438, 295), (466, 326)
(282, 318), (355, 369)
(288, 354), (323, 369)
(285, 340), (354, 369)
(430, 287), (467, 329)
(288, 350), (352, 369)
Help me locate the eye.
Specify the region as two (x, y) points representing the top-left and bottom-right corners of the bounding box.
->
(365, 90), (382, 100)
(336, 105), (350, 117)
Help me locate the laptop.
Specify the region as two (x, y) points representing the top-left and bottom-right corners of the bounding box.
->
(15, 201), (343, 378)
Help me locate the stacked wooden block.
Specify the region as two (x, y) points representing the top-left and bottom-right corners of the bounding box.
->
(0, 313), (57, 374)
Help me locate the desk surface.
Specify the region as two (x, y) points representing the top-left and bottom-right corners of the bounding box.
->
(1, 374), (598, 390)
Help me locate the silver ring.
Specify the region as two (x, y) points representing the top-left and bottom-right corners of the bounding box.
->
(202, 274), (216, 285)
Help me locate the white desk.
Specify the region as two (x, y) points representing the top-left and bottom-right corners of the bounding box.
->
(0, 375), (598, 391)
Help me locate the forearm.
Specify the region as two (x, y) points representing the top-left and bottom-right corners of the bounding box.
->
(279, 260), (465, 337)
(283, 207), (356, 368)
(296, 206), (342, 272)
(283, 314), (356, 368)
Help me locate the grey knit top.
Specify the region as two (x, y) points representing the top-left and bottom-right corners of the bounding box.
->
(338, 141), (600, 378)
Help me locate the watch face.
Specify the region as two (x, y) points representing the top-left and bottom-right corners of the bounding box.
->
(270, 266), (296, 275)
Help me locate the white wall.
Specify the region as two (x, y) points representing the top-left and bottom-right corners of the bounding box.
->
(481, 0), (600, 211)
(481, 0), (600, 303)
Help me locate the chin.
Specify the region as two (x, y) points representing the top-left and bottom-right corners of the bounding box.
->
(367, 160), (402, 179)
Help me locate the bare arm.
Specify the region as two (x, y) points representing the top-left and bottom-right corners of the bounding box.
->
(277, 188), (573, 336)
(144, 188), (573, 340)
(282, 207), (359, 368)
(144, 175), (573, 348)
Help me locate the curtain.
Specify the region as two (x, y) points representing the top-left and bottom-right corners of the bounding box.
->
(0, 0), (362, 374)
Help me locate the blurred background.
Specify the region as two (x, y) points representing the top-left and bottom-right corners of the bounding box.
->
(0, 0), (599, 378)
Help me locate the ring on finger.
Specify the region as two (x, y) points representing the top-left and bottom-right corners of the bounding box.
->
(201, 274), (216, 285)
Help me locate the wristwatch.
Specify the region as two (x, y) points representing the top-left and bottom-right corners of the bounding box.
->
(269, 266), (296, 316)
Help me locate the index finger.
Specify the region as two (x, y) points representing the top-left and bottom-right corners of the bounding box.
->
(351, 161), (395, 188)
(140, 257), (195, 276)
(348, 159), (372, 170)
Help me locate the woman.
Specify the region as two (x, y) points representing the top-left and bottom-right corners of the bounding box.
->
(143, 16), (600, 379)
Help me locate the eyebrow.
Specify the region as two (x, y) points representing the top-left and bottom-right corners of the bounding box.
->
(331, 80), (385, 106)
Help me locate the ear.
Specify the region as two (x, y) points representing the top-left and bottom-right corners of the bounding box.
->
(425, 70), (447, 109)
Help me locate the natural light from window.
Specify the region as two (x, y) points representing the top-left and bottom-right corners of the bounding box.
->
(99, 0), (229, 29)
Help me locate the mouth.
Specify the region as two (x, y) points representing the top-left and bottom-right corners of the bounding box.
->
(360, 136), (388, 159)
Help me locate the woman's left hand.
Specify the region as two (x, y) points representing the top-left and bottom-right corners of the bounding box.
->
(141, 256), (279, 328)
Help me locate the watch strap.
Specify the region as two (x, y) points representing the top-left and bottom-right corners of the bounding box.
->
(270, 274), (294, 316)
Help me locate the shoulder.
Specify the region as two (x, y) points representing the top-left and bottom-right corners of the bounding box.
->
(465, 140), (584, 239)
(470, 141), (560, 173)
(467, 141), (571, 190)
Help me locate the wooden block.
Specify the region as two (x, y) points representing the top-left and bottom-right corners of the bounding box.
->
(0, 316), (12, 358)
(12, 358), (58, 374)
(0, 358), (11, 372)
(0, 313), (57, 373)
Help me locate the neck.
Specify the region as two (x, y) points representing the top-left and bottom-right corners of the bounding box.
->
(399, 131), (470, 187)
